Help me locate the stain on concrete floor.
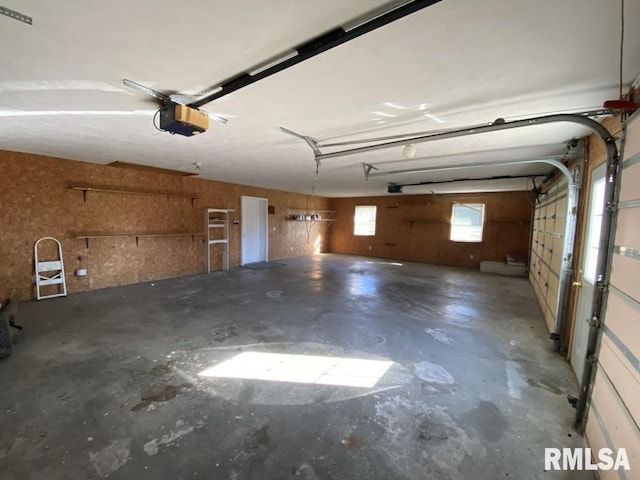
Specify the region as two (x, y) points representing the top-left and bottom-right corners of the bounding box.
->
(0, 254), (593, 479)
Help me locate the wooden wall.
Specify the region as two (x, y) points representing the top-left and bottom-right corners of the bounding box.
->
(584, 111), (640, 473)
(328, 192), (533, 268)
(0, 150), (330, 300)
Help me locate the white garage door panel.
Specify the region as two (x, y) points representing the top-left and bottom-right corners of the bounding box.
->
(598, 336), (640, 428)
(605, 292), (640, 361)
(619, 162), (640, 202)
(610, 255), (640, 301)
(614, 208), (640, 248)
(623, 117), (640, 161)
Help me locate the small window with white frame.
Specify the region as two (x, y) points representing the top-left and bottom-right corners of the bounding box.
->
(354, 205), (377, 236)
(450, 203), (485, 242)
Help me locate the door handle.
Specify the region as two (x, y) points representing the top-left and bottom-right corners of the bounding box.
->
(572, 281), (582, 287)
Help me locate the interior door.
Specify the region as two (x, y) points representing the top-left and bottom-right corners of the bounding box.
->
(570, 163), (606, 381)
(241, 196), (268, 265)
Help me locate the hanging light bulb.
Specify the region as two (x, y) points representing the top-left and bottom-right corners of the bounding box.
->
(402, 144), (416, 158)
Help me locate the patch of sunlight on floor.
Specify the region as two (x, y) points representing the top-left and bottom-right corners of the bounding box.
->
(199, 351), (393, 388)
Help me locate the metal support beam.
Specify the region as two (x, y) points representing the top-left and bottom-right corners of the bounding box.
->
(362, 163), (379, 179)
(189, 0), (441, 108)
(575, 132), (621, 431)
(0, 5), (32, 25)
(386, 174), (547, 193)
(365, 158), (574, 183)
(555, 173), (582, 352)
(314, 110), (611, 161)
(281, 127), (323, 177)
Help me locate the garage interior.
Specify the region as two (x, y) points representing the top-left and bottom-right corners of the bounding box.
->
(1, 1), (639, 479)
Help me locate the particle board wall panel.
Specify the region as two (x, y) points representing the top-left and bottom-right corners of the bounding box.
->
(329, 192), (533, 268)
(0, 150), (331, 299)
(598, 335), (640, 427)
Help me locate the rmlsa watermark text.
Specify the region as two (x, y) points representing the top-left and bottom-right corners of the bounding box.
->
(545, 448), (630, 471)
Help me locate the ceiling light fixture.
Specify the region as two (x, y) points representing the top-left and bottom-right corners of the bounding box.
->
(373, 111), (397, 118)
(384, 102), (410, 110)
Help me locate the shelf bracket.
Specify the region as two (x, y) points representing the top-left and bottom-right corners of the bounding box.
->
(82, 189), (88, 203)
(85, 238), (90, 248)
(135, 236), (140, 247)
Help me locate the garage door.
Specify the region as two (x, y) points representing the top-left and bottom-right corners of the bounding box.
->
(530, 174), (569, 333)
(584, 111), (640, 473)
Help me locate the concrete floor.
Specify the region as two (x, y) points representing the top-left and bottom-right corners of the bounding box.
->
(1, 254), (593, 480)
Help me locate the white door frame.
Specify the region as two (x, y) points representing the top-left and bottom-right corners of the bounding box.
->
(241, 196), (268, 265)
(570, 163), (606, 380)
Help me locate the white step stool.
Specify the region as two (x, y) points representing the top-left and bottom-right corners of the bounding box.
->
(34, 237), (68, 300)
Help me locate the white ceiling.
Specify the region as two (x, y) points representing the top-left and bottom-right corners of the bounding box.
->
(1, 0), (639, 197)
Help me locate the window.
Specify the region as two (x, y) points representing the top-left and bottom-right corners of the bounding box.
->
(354, 205), (377, 236)
(450, 203), (485, 242)
(584, 177), (605, 283)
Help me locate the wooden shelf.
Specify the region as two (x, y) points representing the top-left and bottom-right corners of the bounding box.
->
(70, 184), (199, 205)
(287, 209), (336, 223)
(73, 231), (203, 247)
(288, 208), (336, 213)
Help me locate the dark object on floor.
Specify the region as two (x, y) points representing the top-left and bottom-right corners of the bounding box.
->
(0, 312), (11, 359)
(243, 261), (286, 270)
(0, 292), (24, 359)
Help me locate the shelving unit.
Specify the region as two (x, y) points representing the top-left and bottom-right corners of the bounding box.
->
(287, 209), (336, 223)
(286, 208), (337, 243)
(206, 209), (233, 272)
